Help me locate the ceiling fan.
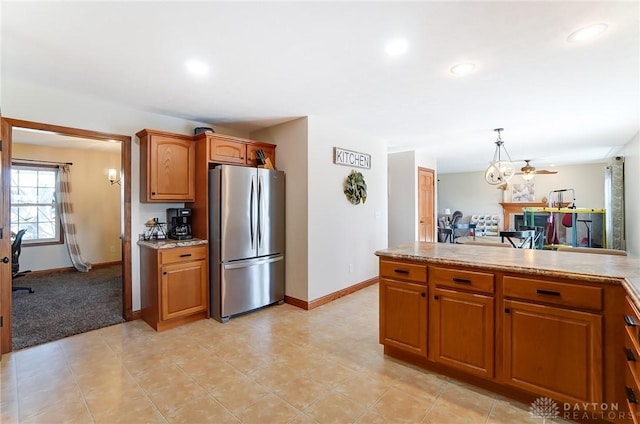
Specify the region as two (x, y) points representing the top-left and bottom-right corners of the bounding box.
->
(515, 160), (558, 180)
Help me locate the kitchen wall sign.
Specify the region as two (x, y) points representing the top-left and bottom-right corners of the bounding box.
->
(333, 147), (371, 169)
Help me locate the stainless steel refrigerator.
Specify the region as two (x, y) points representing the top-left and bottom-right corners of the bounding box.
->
(209, 165), (285, 323)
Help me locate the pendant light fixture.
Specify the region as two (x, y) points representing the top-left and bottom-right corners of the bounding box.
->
(484, 128), (515, 185)
(520, 160), (536, 181)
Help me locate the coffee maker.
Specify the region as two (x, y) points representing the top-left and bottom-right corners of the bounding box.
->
(166, 208), (193, 240)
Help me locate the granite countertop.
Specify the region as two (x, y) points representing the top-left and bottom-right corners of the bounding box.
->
(137, 238), (208, 249)
(376, 242), (640, 303)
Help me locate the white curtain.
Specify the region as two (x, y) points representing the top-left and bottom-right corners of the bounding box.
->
(57, 164), (92, 272)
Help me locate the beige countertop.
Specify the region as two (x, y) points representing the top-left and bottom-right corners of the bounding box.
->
(376, 242), (640, 303)
(137, 238), (208, 249)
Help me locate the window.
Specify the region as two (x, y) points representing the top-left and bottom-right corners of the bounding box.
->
(11, 164), (62, 245)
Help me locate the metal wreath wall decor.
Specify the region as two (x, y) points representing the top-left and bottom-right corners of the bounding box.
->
(344, 170), (367, 205)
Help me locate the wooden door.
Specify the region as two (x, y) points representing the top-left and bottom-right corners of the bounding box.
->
(0, 118), (8, 357)
(418, 167), (435, 242)
(503, 299), (603, 403)
(161, 260), (208, 321)
(379, 278), (428, 357)
(430, 288), (494, 378)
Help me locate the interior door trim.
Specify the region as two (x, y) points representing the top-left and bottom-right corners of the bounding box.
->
(0, 117), (133, 354)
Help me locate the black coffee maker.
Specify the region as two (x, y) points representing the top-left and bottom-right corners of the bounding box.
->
(166, 208), (193, 240)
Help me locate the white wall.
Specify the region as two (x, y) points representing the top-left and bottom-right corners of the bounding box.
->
(2, 78), (248, 310)
(306, 117), (387, 301)
(438, 162), (608, 228)
(251, 118), (309, 301)
(255, 116), (387, 302)
(623, 132), (639, 257)
(388, 150), (438, 246)
(388, 151), (416, 246)
(12, 143), (121, 271)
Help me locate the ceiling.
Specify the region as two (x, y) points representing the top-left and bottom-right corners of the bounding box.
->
(2, 1), (638, 173)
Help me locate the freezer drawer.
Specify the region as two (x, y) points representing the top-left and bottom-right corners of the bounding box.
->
(215, 255), (284, 322)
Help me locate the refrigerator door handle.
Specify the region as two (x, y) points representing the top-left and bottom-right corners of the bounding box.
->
(250, 175), (257, 250)
(258, 174), (265, 248)
(224, 255), (284, 270)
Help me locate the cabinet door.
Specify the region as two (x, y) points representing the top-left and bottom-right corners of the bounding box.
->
(160, 260), (208, 321)
(209, 138), (247, 164)
(430, 288), (494, 379)
(246, 144), (276, 168)
(379, 278), (427, 357)
(148, 135), (195, 201)
(503, 299), (603, 404)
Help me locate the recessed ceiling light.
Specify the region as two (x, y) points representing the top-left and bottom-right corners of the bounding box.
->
(385, 38), (409, 56)
(567, 23), (608, 42)
(450, 63), (477, 76)
(185, 60), (209, 75)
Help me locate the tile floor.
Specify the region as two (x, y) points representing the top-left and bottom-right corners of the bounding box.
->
(1, 284), (568, 423)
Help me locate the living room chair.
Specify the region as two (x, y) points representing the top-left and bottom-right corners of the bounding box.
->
(12, 229), (34, 293)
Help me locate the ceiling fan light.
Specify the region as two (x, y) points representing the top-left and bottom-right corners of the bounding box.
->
(522, 172), (535, 181)
(567, 23), (608, 43)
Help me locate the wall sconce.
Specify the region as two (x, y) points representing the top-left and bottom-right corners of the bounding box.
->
(108, 168), (121, 186)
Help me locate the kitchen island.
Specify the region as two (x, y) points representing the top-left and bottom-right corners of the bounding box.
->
(375, 242), (640, 423)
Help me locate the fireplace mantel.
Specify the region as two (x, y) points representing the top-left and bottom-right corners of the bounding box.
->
(499, 202), (547, 230)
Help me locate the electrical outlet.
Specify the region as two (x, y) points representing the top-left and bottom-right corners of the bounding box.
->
(349, 264), (354, 273)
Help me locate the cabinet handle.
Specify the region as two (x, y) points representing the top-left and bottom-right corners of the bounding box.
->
(505, 308), (510, 313)
(536, 289), (561, 297)
(625, 315), (637, 327)
(625, 347), (637, 362)
(151, 191), (156, 195)
(180, 254), (192, 257)
(627, 386), (638, 404)
(393, 269), (409, 275)
(421, 292), (426, 298)
(163, 271), (167, 275)
(452, 277), (471, 284)
(434, 295), (439, 300)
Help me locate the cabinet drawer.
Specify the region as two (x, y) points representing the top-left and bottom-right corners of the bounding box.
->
(626, 357), (640, 424)
(430, 266), (494, 294)
(503, 276), (602, 311)
(625, 296), (640, 348)
(625, 328), (640, 391)
(380, 260), (427, 284)
(160, 245), (207, 264)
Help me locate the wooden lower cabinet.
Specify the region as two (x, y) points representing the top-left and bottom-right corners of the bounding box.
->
(429, 287), (494, 379)
(503, 299), (603, 404)
(379, 278), (427, 357)
(140, 244), (209, 331)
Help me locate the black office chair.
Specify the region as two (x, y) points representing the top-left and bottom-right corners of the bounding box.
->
(12, 229), (34, 293)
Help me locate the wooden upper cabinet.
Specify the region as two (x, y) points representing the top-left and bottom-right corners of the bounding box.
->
(202, 133), (276, 167)
(137, 129), (195, 202)
(208, 137), (246, 164)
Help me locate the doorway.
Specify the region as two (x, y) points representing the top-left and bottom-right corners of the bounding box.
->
(418, 167), (435, 242)
(0, 118), (132, 354)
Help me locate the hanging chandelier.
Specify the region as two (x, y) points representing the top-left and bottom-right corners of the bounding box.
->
(484, 128), (515, 185)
